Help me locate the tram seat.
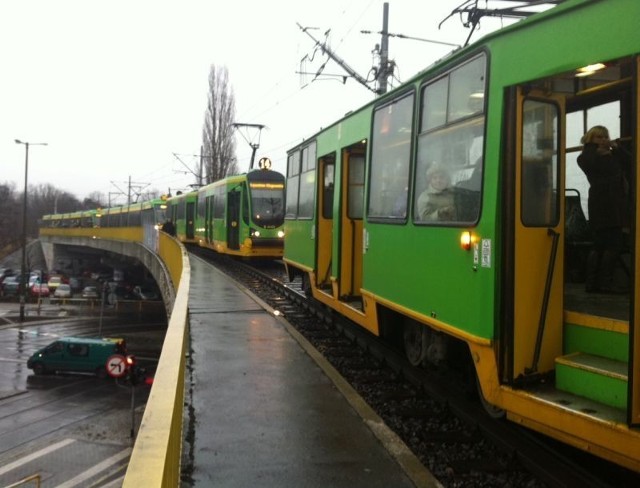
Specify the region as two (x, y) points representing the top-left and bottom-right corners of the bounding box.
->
(454, 188), (480, 222)
(565, 189), (592, 282)
(455, 165), (482, 222)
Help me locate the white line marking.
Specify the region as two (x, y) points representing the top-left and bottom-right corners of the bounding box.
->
(100, 474), (125, 487)
(53, 447), (132, 488)
(0, 438), (76, 476)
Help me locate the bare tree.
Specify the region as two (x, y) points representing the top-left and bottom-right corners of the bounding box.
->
(84, 191), (106, 209)
(0, 183), (19, 250)
(29, 184), (80, 236)
(202, 65), (238, 183)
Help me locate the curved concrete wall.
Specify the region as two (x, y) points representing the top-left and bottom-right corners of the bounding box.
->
(39, 236), (175, 316)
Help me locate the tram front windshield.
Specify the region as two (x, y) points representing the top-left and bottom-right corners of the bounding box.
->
(250, 182), (284, 227)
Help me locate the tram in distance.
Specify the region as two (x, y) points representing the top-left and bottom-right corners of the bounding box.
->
(40, 198), (168, 251)
(167, 163), (286, 258)
(283, 0), (640, 472)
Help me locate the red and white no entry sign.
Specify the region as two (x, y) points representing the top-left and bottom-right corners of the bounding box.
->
(106, 354), (128, 378)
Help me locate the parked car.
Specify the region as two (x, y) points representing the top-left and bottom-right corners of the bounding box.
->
(0, 267), (14, 281)
(1, 276), (22, 297)
(81, 286), (100, 299)
(0, 269), (15, 288)
(47, 276), (64, 292)
(26, 336), (128, 377)
(30, 283), (50, 298)
(68, 277), (83, 292)
(53, 284), (72, 298)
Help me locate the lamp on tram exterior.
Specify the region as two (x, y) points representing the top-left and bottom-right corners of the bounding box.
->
(14, 139), (48, 322)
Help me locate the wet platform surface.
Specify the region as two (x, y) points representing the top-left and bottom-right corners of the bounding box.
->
(184, 255), (428, 487)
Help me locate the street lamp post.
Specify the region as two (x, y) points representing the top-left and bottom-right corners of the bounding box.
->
(15, 139), (47, 322)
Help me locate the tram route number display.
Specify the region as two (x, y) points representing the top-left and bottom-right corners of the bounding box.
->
(106, 354), (128, 378)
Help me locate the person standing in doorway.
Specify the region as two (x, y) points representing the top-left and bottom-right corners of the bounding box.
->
(577, 125), (631, 293)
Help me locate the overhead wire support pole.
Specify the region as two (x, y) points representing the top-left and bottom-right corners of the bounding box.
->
(297, 22), (376, 94)
(377, 2), (390, 95)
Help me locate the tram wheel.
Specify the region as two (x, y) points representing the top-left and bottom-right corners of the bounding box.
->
(301, 273), (312, 297)
(403, 319), (427, 366)
(476, 374), (505, 419)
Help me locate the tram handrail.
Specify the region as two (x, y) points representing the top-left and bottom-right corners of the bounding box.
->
(123, 233), (190, 487)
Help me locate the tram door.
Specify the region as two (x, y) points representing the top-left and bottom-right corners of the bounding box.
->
(186, 200), (195, 240)
(227, 190), (240, 250)
(205, 195), (213, 244)
(316, 157), (335, 291)
(630, 56), (640, 426)
(338, 145), (365, 302)
(511, 90), (565, 380)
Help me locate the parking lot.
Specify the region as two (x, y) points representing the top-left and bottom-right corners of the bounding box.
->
(0, 301), (167, 486)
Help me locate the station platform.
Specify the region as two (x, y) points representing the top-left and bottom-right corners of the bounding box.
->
(184, 255), (439, 488)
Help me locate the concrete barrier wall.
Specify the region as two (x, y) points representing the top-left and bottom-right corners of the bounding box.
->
(123, 235), (190, 487)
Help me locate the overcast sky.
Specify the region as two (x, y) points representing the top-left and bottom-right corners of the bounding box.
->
(1, 0), (533, 203)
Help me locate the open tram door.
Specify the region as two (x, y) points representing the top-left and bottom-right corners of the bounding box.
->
(508, 88), (565, 384)
(629, 55), (640, 426)
(337, 142), (366, 307)
(315, 155), (335, 294)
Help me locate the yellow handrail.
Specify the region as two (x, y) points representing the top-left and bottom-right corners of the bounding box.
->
(123, 234), (190, 487)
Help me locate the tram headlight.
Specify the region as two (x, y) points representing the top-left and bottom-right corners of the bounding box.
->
(251, 229), (261, 238)
(460, 231), (477, 251)
(277, 230), (285, 238)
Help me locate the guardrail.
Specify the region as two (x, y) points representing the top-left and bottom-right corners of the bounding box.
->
(123, 232), (190, 487)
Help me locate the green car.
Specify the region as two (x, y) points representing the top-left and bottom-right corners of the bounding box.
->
(27, 337), (127, 377)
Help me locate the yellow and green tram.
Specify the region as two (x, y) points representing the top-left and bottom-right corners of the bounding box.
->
(40, 199), (168, 251)
(180, 166), (285, 258)
(283, 0), (640, 472)
(167, 190), (198, 244)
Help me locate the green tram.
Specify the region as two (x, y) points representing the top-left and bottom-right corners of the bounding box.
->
(175, 166), (286, 258)
(283, 0), (640, 472)
(40, 199), (168, 251)
(167, 190), (198, 244)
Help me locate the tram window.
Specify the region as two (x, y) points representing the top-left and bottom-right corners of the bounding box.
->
(414, 122), (484, 224)
(322, 161), (335, 219)
(197, 195), (205, 220)
(348, 155), (365, 219)
(250, 185), (284, 225)
(297, 172), (315, 218)
(285, 151), (301, 219)
(129, 210), (142, 227)
(449, 56), (486, 122)
(213, 187), (225, 218)
(521, 99), (560, 227)
(566, 101), (622, 220)
(242, 184), (250, 224)
(368, 93), (414, 220)
(414, 54), (486, 225)
(422, 78), (447, 131)
(298, 143), (316, 219)
(285, 176), (299, 219)
(421, 55), (486, 131)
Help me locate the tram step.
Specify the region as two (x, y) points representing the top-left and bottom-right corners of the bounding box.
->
(555, 352), (627, 409)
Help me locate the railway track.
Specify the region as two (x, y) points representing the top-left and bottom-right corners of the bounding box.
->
(189, 247), (638, 487)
